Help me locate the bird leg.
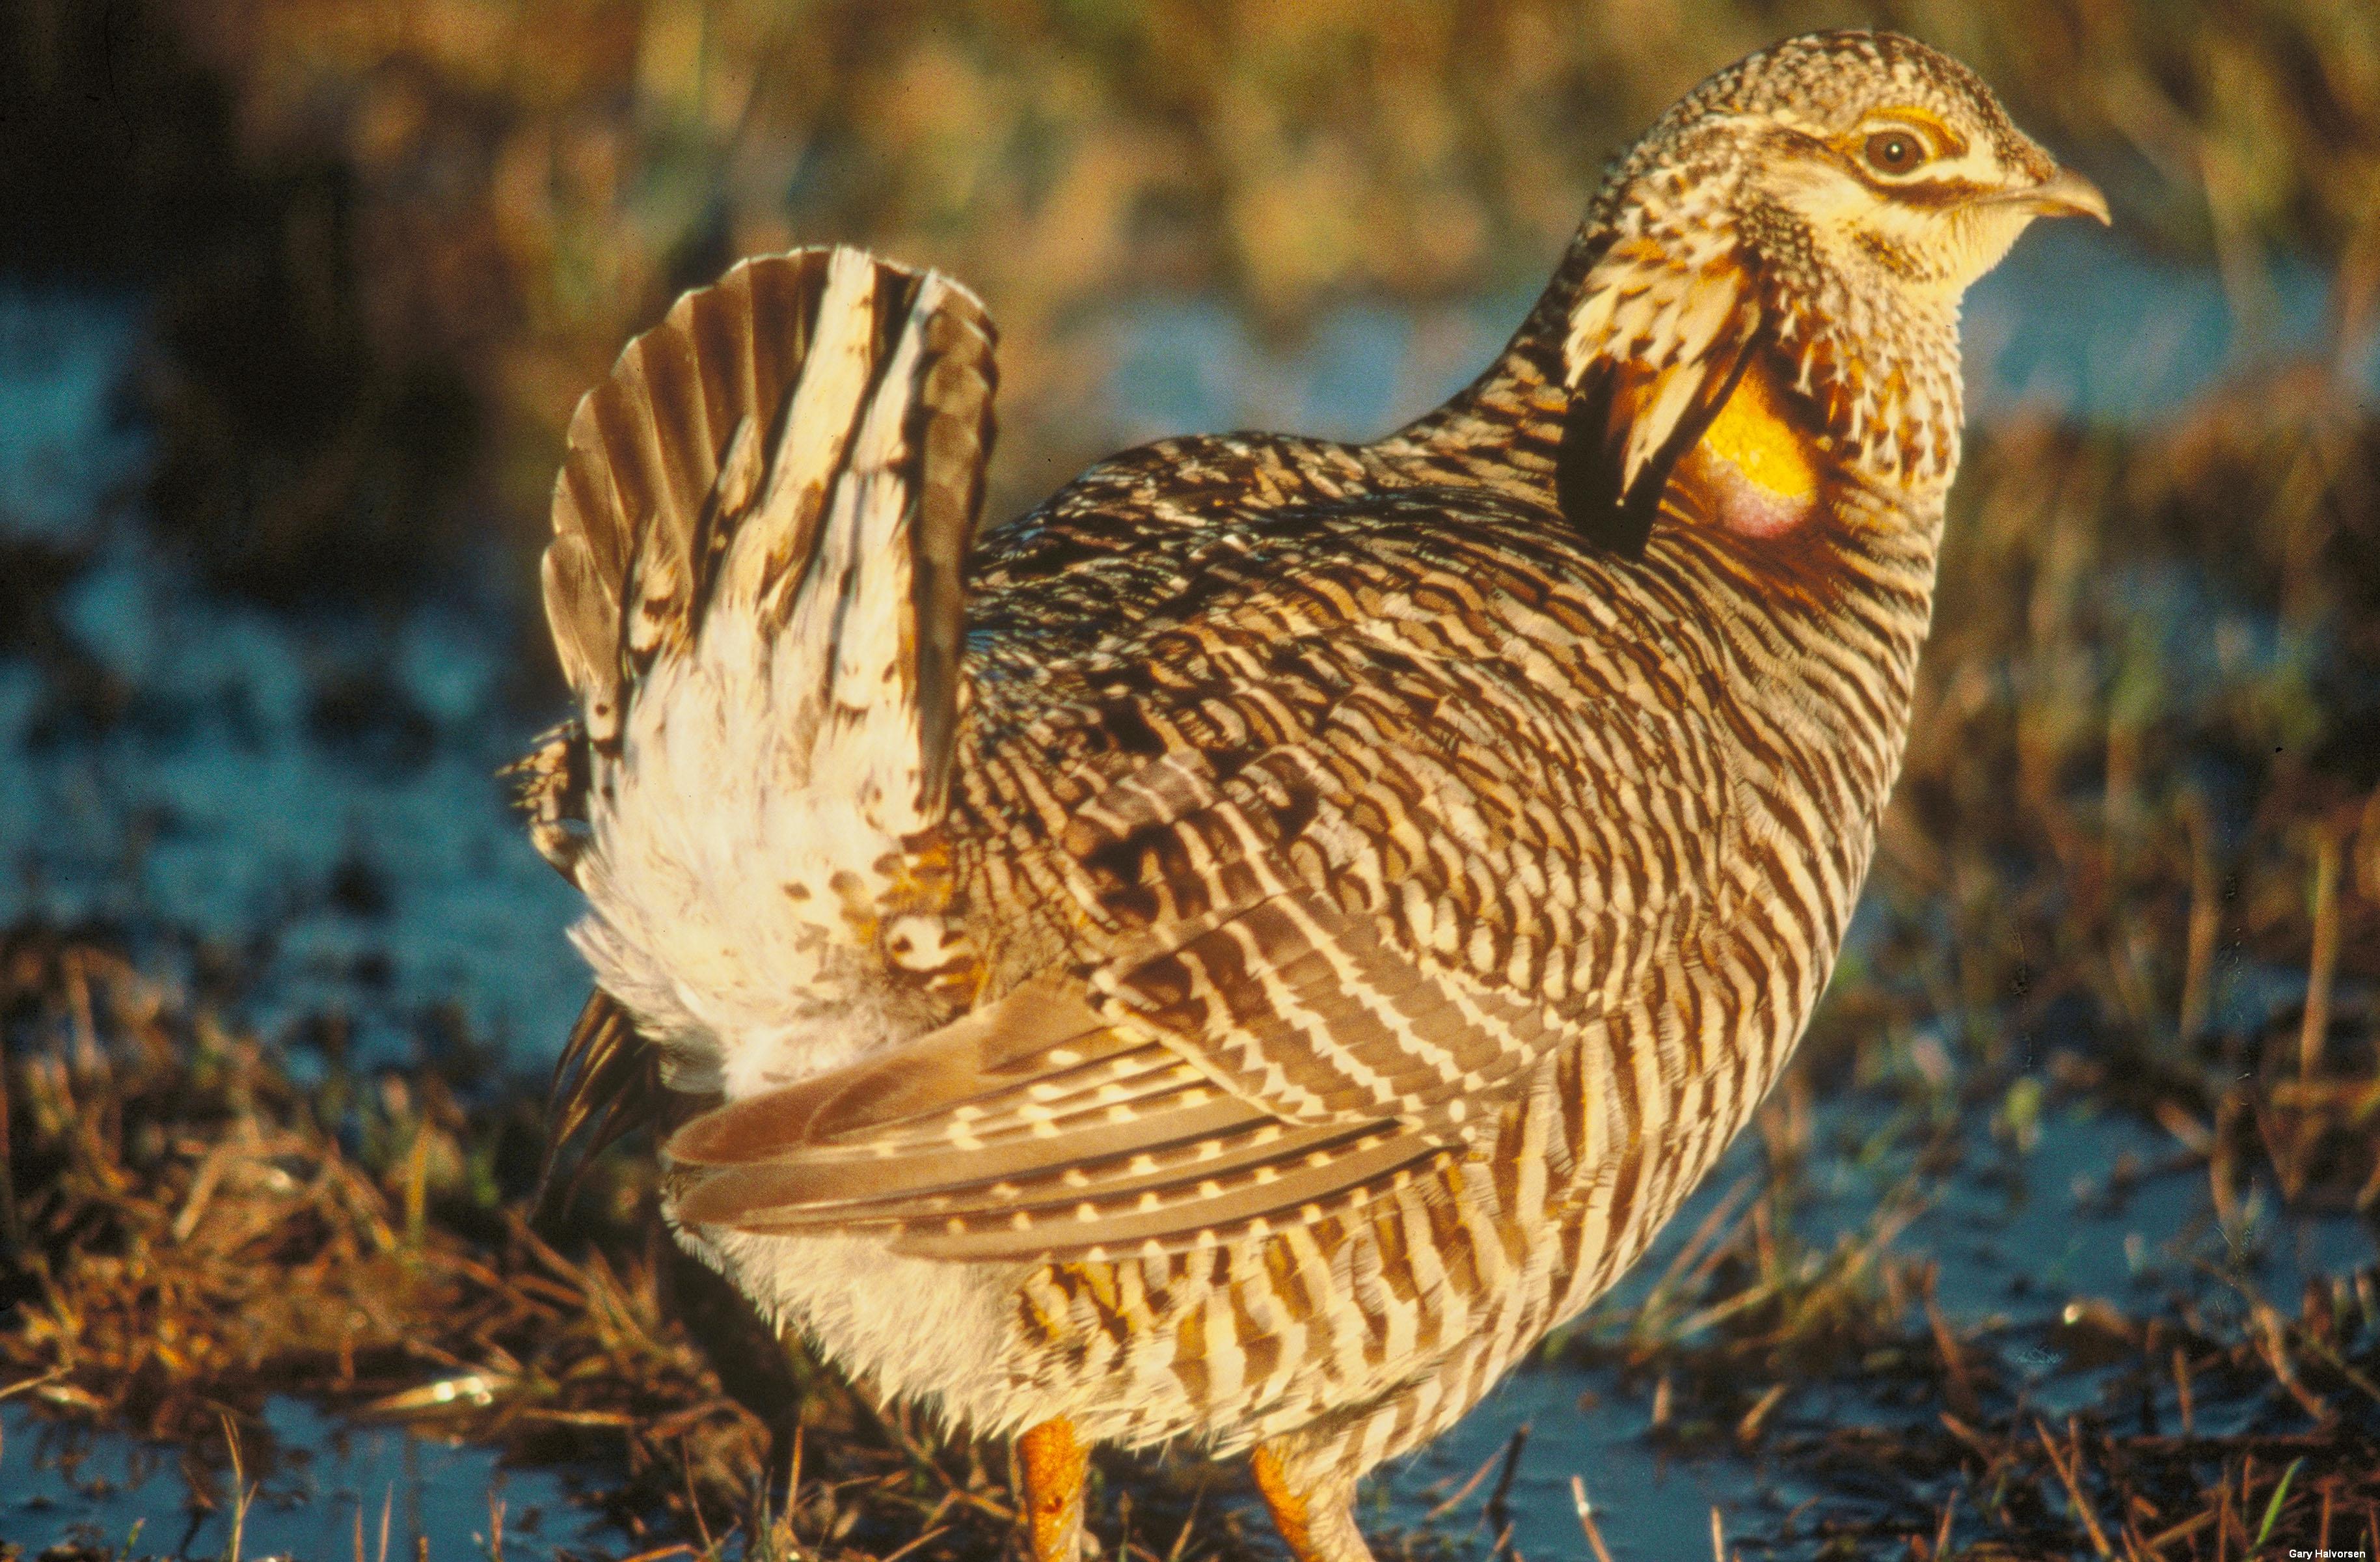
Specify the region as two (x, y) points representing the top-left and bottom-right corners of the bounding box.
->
(1018, 1416), (1089, 1561)
(1252, 1440), (1374, 1562)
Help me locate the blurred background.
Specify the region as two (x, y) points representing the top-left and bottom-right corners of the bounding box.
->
(14, 0), (2380, 597)
(2, 1), (2377, 1557)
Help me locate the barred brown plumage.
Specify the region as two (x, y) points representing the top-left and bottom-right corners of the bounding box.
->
(521, 29), (2109, 1562)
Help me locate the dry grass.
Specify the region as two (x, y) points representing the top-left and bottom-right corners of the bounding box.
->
(0, 929), (1262, 1559)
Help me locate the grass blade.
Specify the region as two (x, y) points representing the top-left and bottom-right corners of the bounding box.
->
(2258, 1457), (2307, 1549)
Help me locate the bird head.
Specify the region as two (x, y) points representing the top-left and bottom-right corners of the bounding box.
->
(1662, 32), (2107, 304)
(1556, 31), (2105, 550)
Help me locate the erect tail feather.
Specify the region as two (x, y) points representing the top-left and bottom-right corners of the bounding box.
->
(529, 247), (999, 1089)
(539, 246), (997, 819)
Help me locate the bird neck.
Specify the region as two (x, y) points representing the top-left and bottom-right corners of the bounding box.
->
(1375, 228), (1953, 832)
(1368, 235), (1597, 503)
(1682, 487), (1945, 815)
(1377, 219), (1969, 502)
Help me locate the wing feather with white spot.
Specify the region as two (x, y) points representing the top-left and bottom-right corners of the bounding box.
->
(663, 968), (1464, 1261)
(662, 760), (1567, 1261)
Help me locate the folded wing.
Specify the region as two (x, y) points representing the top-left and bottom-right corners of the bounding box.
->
(667, 743), (1571, 1263)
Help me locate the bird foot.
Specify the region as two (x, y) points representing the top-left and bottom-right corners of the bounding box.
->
(1019, 1416), (1089, 1562)
(1253, 1442), (1375, 1562)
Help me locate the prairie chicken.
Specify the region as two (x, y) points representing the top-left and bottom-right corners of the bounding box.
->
(521, 29), (2106, 1562)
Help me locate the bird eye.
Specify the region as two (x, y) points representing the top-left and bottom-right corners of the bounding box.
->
(1863, 129), (1928, 176)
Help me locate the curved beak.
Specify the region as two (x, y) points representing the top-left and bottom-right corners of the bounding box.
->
(2021, 165), (2111, 225)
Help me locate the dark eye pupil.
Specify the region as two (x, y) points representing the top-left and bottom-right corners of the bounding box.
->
(1869, 131), (1920, 171)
